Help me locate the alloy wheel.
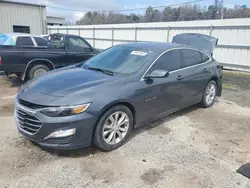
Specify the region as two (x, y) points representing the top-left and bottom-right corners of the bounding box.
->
(205, 83), (216, 105)
(33, 68), (47, 78)
(102, 111), (130, 145)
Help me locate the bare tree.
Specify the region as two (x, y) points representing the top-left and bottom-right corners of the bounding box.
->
(76, 3), (250, 25)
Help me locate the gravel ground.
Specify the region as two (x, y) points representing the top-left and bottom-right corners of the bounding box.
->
(0, 72), (250, 188)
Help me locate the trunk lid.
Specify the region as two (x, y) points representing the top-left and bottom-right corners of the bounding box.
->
(172, 33), (218, 55)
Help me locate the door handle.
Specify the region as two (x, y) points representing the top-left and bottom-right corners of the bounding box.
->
(203, 68), (209, 73)
(177, 75), (184, 80)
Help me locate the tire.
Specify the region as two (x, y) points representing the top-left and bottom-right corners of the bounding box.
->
(200, 80), (217, 108)
(28, 64), (49, 80)
(93, 105), (133, 151)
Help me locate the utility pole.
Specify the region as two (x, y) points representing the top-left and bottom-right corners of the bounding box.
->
(221, 0), (225, 19)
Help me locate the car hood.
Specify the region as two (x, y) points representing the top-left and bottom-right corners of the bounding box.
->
(25, 68), (126, 99)
(172, 33), (218, 55)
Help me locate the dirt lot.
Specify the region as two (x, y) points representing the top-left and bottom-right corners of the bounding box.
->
(0, 72), (250, 188)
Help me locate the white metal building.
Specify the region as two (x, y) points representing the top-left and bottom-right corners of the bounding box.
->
(0, 0), (46, 34)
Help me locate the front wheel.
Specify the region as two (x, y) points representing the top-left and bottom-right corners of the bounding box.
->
(93, 105), (133, 151)
(28, 64), (49, 80)
(200, 80), (217, 108)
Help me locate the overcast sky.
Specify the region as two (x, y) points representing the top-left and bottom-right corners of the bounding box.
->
(9, 0), (250, 22)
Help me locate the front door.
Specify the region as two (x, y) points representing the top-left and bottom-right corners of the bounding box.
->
(134, 49), (186, 123)
(66, 36), (94, 65)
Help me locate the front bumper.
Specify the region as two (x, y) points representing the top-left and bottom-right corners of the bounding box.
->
(14, 97), (97, 150)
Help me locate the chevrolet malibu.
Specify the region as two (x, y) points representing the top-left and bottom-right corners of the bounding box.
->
(15, 33), (222, 151)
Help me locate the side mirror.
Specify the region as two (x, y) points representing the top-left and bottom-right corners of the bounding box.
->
(144, 69), (169, 79)
(84, 48), (93, 52)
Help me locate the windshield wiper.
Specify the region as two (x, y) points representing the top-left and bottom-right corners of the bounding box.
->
(87, 66), (114, 76)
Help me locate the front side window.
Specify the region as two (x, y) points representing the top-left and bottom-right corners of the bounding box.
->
(181, 49), (202, 67)
(68, 37), (90, 50)
(16, 36), (34, 46)
(148, 50), (181, 73)
(84, 46), (156, 75)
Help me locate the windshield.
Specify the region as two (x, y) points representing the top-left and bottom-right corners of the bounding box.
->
(83, 46), (156, 75)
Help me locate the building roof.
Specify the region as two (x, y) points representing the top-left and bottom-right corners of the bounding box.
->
(0, 0), (46, 7)
(47, 16), (65, 20)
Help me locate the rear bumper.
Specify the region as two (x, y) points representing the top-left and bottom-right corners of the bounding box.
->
(1, 64), (26, 73)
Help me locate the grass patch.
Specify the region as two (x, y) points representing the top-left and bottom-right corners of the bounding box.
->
(222, 70), (250, 90)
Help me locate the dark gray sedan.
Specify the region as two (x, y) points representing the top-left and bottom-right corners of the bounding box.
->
(15, 33), (222, 151)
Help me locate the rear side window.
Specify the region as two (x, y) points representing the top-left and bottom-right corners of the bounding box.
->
(181, 49), (202, 67)
(149, 50), (181, 72)
(48, 35), (64, 49)
(200, 52), (210, 63)
(34, 37), (47, 47)
(16, 36), (34, 46)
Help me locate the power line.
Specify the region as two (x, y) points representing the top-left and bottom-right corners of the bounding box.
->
(47, 0), (205, 13)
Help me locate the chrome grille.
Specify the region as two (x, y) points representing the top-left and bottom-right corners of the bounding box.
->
(16, 109), (42, 135)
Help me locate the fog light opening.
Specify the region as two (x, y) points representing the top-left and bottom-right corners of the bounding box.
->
(45, 128), (76, 140)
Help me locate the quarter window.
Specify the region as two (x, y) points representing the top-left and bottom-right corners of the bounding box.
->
(201, 52), (210, 63)
(16, 36), (34, 46)
(181, 49), (202, 67)
(149, 50), (181, 72)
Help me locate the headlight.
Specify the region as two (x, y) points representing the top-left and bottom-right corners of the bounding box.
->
(40, 103), (91, 117)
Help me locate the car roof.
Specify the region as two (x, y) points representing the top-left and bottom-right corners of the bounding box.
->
(49, 33), (79, 38)
(118, 42), (186, 54)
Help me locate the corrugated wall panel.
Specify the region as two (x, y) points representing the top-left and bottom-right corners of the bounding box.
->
(137, 29), (168, 42)
(79, 30), (94, 38)
(95, 40), (112, 49)
(114, 29), (135, 40)
(0, 2), (45, 34)
(48, 18), (250, 71)
(95, 30), (112, 39)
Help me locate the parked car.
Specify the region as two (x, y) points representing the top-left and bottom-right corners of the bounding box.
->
(0, 33), (48, 47)
(14, 33), (223, 151)
(0, 33), (100, 80)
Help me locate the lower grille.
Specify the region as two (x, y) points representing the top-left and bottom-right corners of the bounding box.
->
(16, 109), (42, 134)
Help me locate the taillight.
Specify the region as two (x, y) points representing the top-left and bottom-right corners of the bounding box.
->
(0, 56), (2, 65)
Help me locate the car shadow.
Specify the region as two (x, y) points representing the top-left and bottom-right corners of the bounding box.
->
(127, 105), (200, 143)
(5, 76), (23, 87)
(42, 105), (200, 158)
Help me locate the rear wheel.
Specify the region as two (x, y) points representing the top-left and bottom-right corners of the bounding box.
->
(28, 64), (49, 79)
(200, 80), (217, 108)
(94, 105), (133, 151)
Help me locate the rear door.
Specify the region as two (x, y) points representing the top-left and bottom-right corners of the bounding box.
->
(178, 48), (212, 105)
(66, 36), (94, 65)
